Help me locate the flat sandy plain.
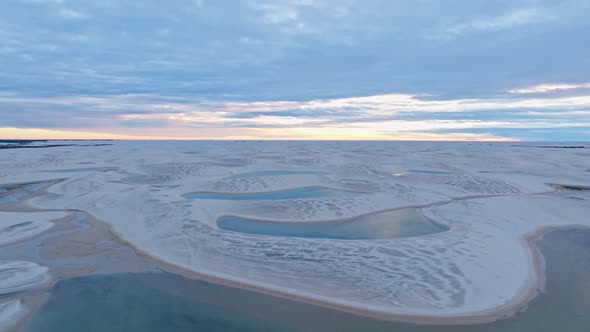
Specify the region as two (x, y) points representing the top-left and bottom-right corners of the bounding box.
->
(1, 140), (589, 329)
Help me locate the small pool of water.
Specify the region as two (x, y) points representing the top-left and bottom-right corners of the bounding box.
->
(226, 171), (325, 179)
(406, 170), (457, 175)
(21, 229), (590, 332)
(182, 187), (360, 200)
(39, 167), (118, 173)
(217, 209), (448, 239)
(202, 162), (244, 168)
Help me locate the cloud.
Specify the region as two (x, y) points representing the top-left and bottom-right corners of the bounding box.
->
(2, 91), (589, 140)
(22, 0), (65, 3)
(509, 83), (590, 94)
(253, 3), (299, 24)
(2, 0), (588, 102)
(248, 0), (320, 34)
(58, 8), (85, 19)
(447, 8), (551, 35)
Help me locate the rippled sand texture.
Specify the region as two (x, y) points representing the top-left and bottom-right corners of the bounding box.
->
(1, 140), (589, 322)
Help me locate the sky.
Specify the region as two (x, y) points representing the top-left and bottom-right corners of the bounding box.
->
(1, 0), (589, 141)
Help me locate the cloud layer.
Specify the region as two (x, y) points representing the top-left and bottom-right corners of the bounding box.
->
(2, 91), (589, 140)
(1, 0), (589, 140)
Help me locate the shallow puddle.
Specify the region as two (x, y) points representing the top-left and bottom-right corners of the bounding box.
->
(406, 170), (457, 175)
(226, 171), (325, 179)
(0, 189), (8, 203)
(202, 162), (245, 168)
(39, 167), (118, 173)
(217, 209), (448, 239)
(182, 187), (360, 200)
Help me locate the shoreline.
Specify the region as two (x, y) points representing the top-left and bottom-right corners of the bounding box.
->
(2, 180), (587, 327)
(5, 294), (49, 332)
(119, 223), (568, 326)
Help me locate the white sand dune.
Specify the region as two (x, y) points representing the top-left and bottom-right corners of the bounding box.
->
(1, 140), (589, 321)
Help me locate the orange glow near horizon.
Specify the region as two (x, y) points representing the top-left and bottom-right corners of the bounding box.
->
(0, 127), (168, 140)
(0, 127), (519, 141)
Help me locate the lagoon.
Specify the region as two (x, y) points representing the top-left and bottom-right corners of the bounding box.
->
(226, 171), (325, 179)
(217, 209), (448, 239)
(182, 187), (360, 200)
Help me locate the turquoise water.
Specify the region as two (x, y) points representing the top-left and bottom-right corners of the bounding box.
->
(406, 170), (457, 175)
(40, 167), (117, 173)
(22, 229), (590, 332)
(203, 162), (244, 167)
(217, 209), (447, 239)
(183, 187), (360, 200)
(226, 171), (324, 179)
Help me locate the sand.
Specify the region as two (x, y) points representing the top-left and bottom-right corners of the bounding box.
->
(0, 140), (589, 328)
